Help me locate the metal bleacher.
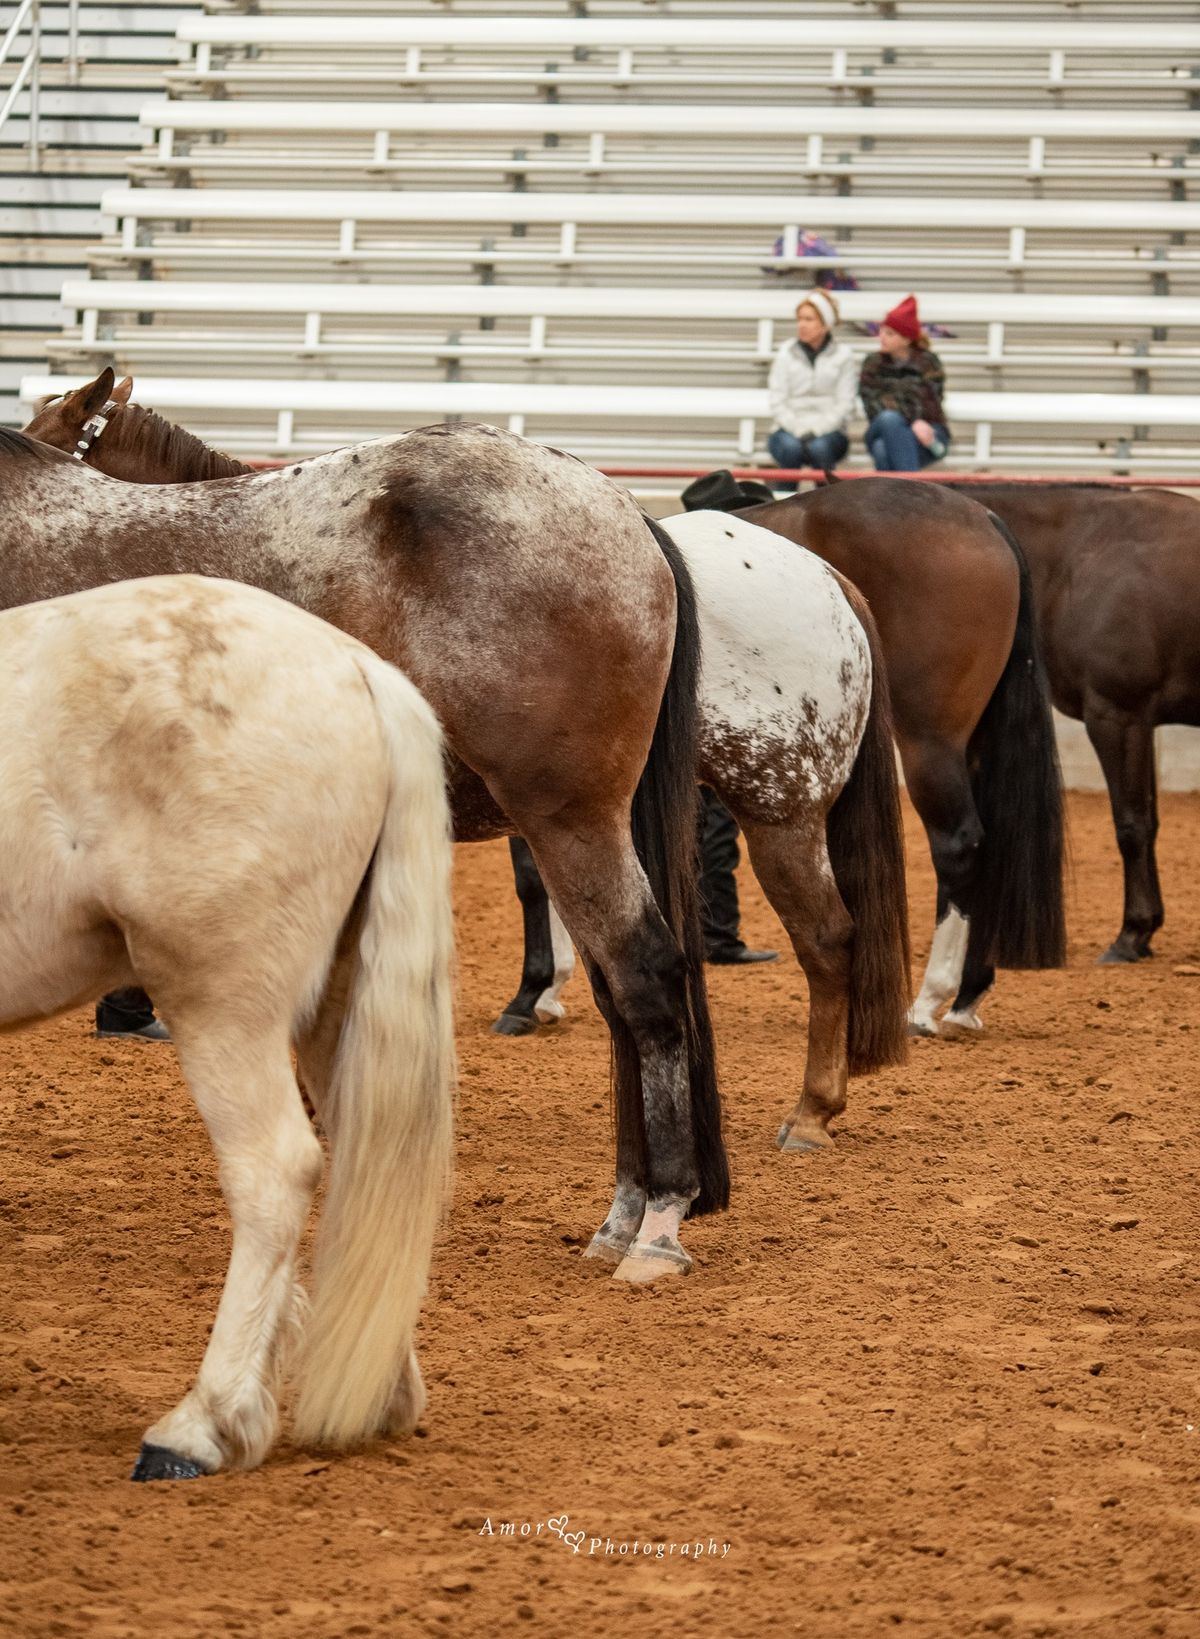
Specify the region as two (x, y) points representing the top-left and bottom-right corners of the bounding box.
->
(0, 2), (199, 424)
(16, 2), (1200, 473)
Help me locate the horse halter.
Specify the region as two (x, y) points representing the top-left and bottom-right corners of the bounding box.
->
(72, 401), (116, 460)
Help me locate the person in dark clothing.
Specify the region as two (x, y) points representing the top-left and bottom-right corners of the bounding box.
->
(95, 987), (170, 1040)
(681, 473), (781, 965)
(697, 785), (778, 965)
(858, 294), (951, 472)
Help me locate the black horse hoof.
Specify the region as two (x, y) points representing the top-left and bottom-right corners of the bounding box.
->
(130, 1442), (207, 1482)
(491, 1012), (537, 1037)
(1097, 944), (1149, 966)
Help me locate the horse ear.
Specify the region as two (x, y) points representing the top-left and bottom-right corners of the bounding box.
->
(69, 367), (115, 419)
(111, 375), (134, 406)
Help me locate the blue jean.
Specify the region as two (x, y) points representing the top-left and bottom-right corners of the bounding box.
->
(768, 427), (849, 486)
(865, 410), (950, 472)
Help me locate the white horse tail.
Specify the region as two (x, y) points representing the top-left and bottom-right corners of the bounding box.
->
(293, 651), (455, 1449)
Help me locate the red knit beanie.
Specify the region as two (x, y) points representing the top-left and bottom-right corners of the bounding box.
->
(882, 294), (922, 343)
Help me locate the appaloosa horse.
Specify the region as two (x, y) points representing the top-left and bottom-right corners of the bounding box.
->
(0, 572), (454, 1479)
(730, 477), (1066, 1036)
(15, 377), (719, 1282)
(23, 379), (912, 1227)
(496, 508), (912, 1173)
(941, 481), (1200, 964)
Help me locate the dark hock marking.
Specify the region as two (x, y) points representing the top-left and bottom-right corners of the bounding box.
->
(773, 684), (782, 694)
(351, 452), (360, 464)
(743, 560), (751, 568)
(130, 1442), (207, 1482)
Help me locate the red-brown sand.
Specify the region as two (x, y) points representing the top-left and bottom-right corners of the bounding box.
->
(2, 793), (1198, 1638)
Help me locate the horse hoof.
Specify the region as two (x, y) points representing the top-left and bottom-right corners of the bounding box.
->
(130, 1442), (208, 1482)
(1097, 947), (1140, 966)
(612, 1242), (692, 1283)
(941, 1012), (984, 1040)
(906, 1018), (939, 1038)
(776, 1122), (834, 1153)
(582, 1228), (631, 1266)
(491, 1012), (538, 1037)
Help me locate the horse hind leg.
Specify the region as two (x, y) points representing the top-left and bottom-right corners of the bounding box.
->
(736, 816), (853, 1154)
(1085, 707), (1163, 963)
(903, 742), (984, 1037)
(492, 839), (577, 1036)
(132, 1014), (322, 1479)
(522, 815), (707, 1284)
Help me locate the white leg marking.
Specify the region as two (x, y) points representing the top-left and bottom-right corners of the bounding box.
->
(534, 901), (576, 1023)
(908, 907), (969, 1036)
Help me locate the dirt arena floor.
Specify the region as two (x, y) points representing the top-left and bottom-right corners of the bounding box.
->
(2, 791), (1199, 1639)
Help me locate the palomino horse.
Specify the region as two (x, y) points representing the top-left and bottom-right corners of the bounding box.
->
(942, 481), (1200, 965)
(16, 379), (720, 1283)
(731, 479), (1066, 1036)
(494, 510), (911, 1157)
(499, 509), (911, 1183)
(0, 570), (454, 1479)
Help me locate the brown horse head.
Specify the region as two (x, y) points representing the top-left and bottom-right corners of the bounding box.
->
(22, 370), (247, 484)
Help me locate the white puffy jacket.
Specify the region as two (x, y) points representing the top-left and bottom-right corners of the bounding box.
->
(767, 337), (858, 439)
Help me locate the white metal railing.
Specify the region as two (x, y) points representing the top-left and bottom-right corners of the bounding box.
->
(0, 0), (81, 165)
(0, 0), (41, 168)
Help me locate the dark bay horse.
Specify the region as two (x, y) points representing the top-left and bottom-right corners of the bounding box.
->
(941, 482), (1200, 964)
(731, 479), (1066, 1034)
(15, 373), (720, 1282)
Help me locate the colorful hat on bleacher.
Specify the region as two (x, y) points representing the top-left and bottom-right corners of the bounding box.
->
(882, 294), (922, 343)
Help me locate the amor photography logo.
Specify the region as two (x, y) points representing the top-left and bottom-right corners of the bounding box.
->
(478, 1513), (732, 1560)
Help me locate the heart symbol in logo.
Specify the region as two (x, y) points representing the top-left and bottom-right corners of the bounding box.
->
(563, 1530), (585, 1554)
(547, 1514), (569, 1537)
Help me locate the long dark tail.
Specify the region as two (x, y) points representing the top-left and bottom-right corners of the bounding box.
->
(965, 513), (1066, 969)
(826, 582), (912, 1075)
(613, 515), (728, 1217)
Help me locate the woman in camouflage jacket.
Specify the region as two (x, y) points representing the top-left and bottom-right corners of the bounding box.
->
(858, 294), (951, 472)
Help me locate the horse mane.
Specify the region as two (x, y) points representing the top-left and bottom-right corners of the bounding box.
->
(0, 426), (74, 465)
(115, 402), (253, 482)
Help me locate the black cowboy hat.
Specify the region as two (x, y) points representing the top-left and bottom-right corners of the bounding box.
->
(679, 469), (779, 513)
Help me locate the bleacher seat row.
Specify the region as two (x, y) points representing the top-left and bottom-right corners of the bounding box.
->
(128, 99), (1200, 196)
(170, 16), (1200, 106)
(50, 281), (1200, 396)
(93, 188), (1200, 297)
(22, 372), (1200, 474)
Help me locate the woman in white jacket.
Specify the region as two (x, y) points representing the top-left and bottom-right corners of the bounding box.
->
(766, 288), (857, 482)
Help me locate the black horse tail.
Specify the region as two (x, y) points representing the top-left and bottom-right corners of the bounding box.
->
(826, 580), (912, 1074)
(965, 512), (1066, 969)
(616, 515), (728, 1217)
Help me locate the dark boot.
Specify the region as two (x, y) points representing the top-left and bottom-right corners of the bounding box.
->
(697, 787), (777, 965)
(95, 987), (171, 1042)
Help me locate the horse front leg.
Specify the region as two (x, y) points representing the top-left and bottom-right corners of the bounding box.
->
(492, 838), (576, 1036)
(1085, 706), (1163, 963)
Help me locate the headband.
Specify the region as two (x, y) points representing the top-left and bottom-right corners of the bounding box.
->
(799, 289), (838, 332)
